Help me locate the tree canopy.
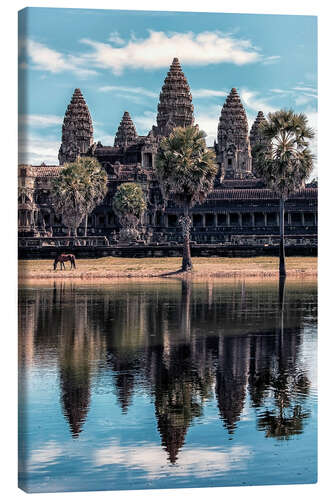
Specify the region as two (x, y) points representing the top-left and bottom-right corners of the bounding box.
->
(155, 126), (217, 270)
(112, 182), (147, 227)
(253, 109), (315, 197)
(155, 126), (217, 207)
(51, 157), (108, 236)
(252, 109), (315, 276)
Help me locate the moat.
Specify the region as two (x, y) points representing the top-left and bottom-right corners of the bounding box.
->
(18, 279), (317, 493)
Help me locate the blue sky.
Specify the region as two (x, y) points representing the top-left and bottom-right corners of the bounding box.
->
(18, 7), (317, 174)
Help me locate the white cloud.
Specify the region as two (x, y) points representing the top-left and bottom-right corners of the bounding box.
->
(295, 95), (313, 106)
(94, 440), (251, 479)
(19, 114), (63, 127)
(262, 55), (281, 66)
(133, 111), (156, 135)
(22, 39), (98, 78)
(19, 133), (60, 165)
(240, 89), (275, 116)
(99, 85), (157, 98)
(192, 89), (227, 98)
(80, 30), (262, 75)
(293, 86), (317, 94)
(195, 105), (221, 146)
(108, 31), (125, 45)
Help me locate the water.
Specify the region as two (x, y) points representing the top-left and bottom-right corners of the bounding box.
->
(18, 279), (317, 493)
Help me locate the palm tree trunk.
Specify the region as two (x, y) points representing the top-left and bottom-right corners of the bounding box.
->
(278, 274), (286, 350)
(84, 214), (88, 237)
(182, 204), (192, 271)
(279, 196), (286, 277)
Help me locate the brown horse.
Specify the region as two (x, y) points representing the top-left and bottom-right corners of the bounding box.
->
(53, 253), (76, 270)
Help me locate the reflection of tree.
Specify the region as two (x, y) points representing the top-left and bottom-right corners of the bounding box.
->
(154, 344), (203, 464)
(257, 405), (310, 440)
(151, 281), (214, 463)
(18, 279), (316, 453)
(250, 277), (311, 440)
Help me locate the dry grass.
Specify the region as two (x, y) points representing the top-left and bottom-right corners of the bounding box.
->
(18, 256), (317, 281)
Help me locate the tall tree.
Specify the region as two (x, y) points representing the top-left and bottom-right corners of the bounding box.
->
(51, 157), (108, 237)
(112, 183), (147, 241)
(253, 110), (314, 276)
(155, 126), (217, 271)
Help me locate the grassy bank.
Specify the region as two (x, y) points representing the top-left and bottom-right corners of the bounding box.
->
(18, 256), (317, 280)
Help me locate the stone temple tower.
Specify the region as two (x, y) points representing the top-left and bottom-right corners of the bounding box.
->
(250, 111), (271, 176)
(58, 88), (94, 165)
(114, 111), (138, 148)
(153, 57), (194, 138)
(216, 88), (252, 180)
(249, 111), (268, 151)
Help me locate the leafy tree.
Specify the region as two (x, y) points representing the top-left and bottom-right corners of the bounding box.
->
(155, 126), (217, 271)
(51, 157), (108, 237)
(253, 110), (314, 276)
(112, 182), (147, 241)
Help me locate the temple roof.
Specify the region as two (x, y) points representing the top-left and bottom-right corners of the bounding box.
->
(250, 111), (267, 148)
(114, 111), (138, 148)
(62, 88), (93, 137)
(155, 57), (194, 137)
(58, 88), (94, 165)
(218, 87), (249, 143)
(207, 188), (317, 200)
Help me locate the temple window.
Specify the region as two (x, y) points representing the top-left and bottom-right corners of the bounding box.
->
(267, 213), (277, 225)
(304, 212), (315, 225)
(193, 214), (203, 227)
(254, 213), (265, 226)
(156, 212), (162, 226)
(205, 214), (214, 226)
(291, 212), (302, 226)
(242, 213), (252, 226)
(167, 214), (177, 227)
(107, 212), (115, 225)
(143, 152), (153, 169)
(230, 213), (240, 225)
(217, 213), (227, 226)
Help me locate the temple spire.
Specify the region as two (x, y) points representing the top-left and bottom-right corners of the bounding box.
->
(114, 111), (138, 148)
(216, 87), (252, 180)
(154, 57), (194, 138)
(250, 111), (267, 150)
(250, 111), (270, 176)
(58, 88), (94, 165)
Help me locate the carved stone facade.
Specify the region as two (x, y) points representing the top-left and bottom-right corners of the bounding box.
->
(18, 57), (317, 250)
(114, 111), (138, 148)
(215, 88), (252, 180)
(153, 57), (194, 138)
(58, 88), (94, 165)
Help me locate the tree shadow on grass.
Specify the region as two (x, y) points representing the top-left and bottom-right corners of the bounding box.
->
(158, 268), (192, 277)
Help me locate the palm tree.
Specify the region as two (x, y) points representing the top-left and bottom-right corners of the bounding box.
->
(155, 126), (217, 271)
(112, 182), (147, 241)
(253, 110), (315, 276)
(51, 157), (108, 238)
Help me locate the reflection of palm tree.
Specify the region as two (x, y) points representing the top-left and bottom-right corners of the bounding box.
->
(257, 405), (310, 440)
(253, 278), (311, 440)
(181, 279), (192, 339)
(154, 344), (203, 464)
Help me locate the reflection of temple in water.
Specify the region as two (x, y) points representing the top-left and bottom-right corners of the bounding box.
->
(19, 280), (316, 456)
(216, 336), (250, 434)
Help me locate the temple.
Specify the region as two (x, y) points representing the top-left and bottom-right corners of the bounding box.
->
(18, 57), (317, 256)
